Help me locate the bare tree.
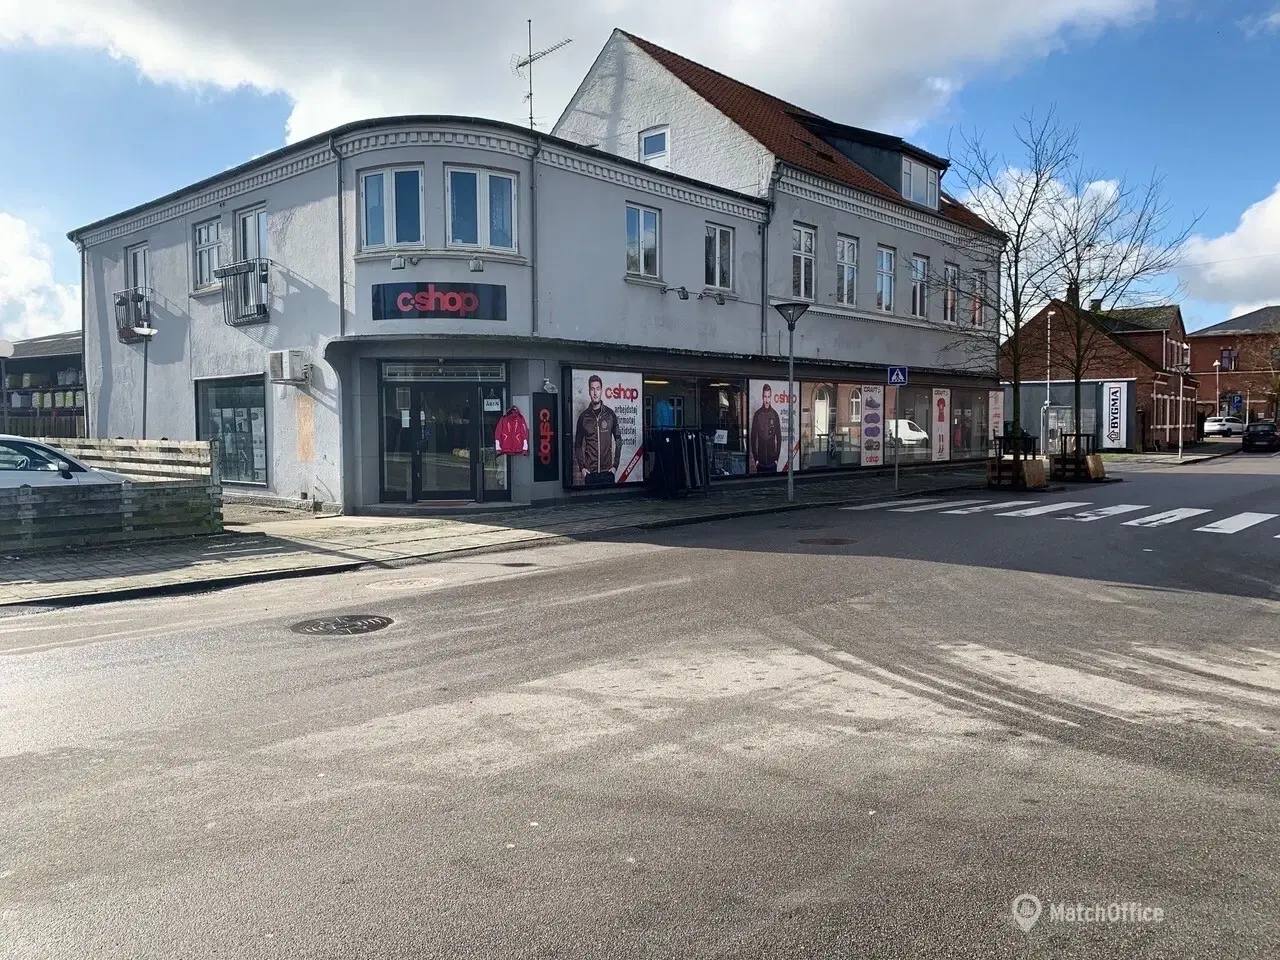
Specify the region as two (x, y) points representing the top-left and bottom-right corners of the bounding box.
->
(934, 110), (1076, 476)
(1045, 164), (1199, 442)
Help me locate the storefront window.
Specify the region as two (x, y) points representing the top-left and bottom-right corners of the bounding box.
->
(893, 386), (934, 464)
(950, 388), (990, 460)
(196, 375), (267, 484)
(837, 384), (863, 466)
(800, 382), (837, 469)
(643, 376), (698, 429)
(698, 378), (748, 477)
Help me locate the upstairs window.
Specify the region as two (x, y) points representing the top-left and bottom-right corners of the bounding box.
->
(910, 256), (929, 318)
(876, 246), (895, 313)
(971, 270), (988, 327)
(1220, 347), (1239, 372)
(704, 224), (733, 290)
(639, 126), (670, 170)
(1271, 347), (1280, 370)
(362, 167), (423, 249)
(942, 262), (960, 323)
(836, 236), (858, 306)
(194, 219), (221, 288)
(126, 243), (149, 290)
(447, 168), (517, 251)
(792, 225), (815, 300)
(902, 157), (940, 208)
(626, 203), (661, 278)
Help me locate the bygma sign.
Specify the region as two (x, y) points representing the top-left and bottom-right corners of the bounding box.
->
(372, 282), (507, 321)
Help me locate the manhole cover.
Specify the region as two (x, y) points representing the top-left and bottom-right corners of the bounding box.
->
(367, 577), (443, 591)
(798, 537), (856, 546)
(290, 615), (394, 636)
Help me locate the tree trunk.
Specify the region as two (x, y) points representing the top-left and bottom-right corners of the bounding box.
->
(1073, 373), (1083, 455)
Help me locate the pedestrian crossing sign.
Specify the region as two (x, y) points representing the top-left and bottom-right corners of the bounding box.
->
(888, 366), (908, 385)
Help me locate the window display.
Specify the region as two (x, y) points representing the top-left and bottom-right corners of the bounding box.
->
(196, 375), (267, 484)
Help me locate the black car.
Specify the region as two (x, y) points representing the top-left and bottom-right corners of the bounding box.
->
(1241, 421), (1280, 452)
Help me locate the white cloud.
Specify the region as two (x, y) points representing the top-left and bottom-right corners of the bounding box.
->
(1179, 181), (1280, 314)
(0, 213), (80, 343)
(0, 0), (1156, 143)
(1241, 6), (1280, 35)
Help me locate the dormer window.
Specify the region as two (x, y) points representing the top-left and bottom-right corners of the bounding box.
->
(902, 157), (939, 208)
(639, 126), (670, 170)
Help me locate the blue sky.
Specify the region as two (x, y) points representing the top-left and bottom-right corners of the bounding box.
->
(1, 0), (1277, 341)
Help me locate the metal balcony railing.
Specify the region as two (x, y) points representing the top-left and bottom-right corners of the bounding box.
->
(113, 287), (154, 343)
(213, 258), (271, 326)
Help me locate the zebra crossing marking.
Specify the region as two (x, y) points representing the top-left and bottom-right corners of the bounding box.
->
(1059, 504), (1150, 523)
(841, 498), (941, 511)
(995, 501), (1093, 518)
(1194, 513), (1279, 535)
(1122, 508), (1212, 527)
(942, 501), (1038, 514)
(890, 499), (991, 513)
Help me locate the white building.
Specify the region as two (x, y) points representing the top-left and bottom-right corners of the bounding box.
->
(68, 32), (1001, 512)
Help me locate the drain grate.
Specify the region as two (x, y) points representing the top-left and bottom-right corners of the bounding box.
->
(798, 537), (856, 546)
(290, 615), (394, 636)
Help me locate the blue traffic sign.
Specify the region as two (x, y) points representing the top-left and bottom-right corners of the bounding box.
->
(888, 366), (909, 386)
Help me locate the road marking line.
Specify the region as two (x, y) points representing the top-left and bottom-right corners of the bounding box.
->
(1195, 512), (1279, 534)
(995, 501), (1092, 517)
(1122, 508), (1212, 527)
(841, 498), (940, 511)
(890, 499), (990, 513)
(942, 501), (1038, 514)
(1059, 504), (1151, 522)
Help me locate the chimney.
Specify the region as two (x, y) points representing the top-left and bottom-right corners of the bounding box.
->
(1066, 281), (1080, 307)
(1090, 298), (1103, 313)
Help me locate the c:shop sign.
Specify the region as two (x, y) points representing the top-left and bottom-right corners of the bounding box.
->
(372, 282), (507, 322)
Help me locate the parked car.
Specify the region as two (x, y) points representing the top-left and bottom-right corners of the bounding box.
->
(1242, 421), (1280, 452)
(885, 419), (930, 447)
(0, 436), (129, 489)
(1203, 416), (1245, 437)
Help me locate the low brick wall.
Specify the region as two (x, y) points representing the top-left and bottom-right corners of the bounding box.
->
(0, 478), (223, 552)
(37, 437), (215, 481)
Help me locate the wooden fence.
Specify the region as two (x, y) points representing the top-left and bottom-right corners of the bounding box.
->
(37, 437), (214, 481)
(0, 439), (223, 552)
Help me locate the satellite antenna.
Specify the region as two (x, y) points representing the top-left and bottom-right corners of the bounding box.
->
(511, 20), (572, 130)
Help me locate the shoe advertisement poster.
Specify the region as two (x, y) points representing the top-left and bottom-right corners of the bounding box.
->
(861, 385), (885, 466)
(747, 379), (799, 474)
(570, 369), (644, 487)
(932, 388), (951, 462)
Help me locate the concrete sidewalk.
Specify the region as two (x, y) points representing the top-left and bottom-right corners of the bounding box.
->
(1099, 439), (1239, 467)
(0, 466), (985, 607)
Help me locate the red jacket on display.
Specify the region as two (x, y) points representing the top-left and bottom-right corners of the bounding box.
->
(494, 408), (530, 455)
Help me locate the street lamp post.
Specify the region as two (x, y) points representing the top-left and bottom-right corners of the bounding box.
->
(774, 302), (810, 502)
(1212, 359), (1221, 418)
(0, 338), (13, 435)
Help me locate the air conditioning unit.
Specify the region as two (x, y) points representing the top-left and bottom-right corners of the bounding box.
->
(268, 349), (309, 385)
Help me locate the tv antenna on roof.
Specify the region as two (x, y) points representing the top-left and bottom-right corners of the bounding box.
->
(511, 19), (572, 130)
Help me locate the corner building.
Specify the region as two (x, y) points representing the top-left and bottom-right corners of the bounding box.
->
(70, 36), (1001, 512)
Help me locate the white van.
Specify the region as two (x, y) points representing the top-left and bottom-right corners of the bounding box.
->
(885, 419), (930, 447)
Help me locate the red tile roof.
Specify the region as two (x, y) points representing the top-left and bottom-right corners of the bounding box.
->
(620, 31), (999, 237)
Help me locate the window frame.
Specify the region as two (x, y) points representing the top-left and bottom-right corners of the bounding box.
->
(836, 235), (858, 306)
(910, 255), (929, 319)
(626, 202), (662, 279)
(126, 242), (149, 290)
(361, 166), (425, 250)
(639, 125), (670, 170)
(704, 223), (734, 290)
(970, 270), (988, 327)
(193, 218), (221, 289)
(942, 262), (960, 324)
(792, 224), (816, 301)
(876, 246), (896, 313)
(901, 157), (940, 209)
(445, 166), (519, 252)
(194, 374), (270, 487)
(1220, 347), (1240, 372)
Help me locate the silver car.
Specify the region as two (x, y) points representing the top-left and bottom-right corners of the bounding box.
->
(1203, 416), (1244, 437)
(0, 436), (130, 489)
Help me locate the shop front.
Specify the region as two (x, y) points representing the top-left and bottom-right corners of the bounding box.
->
(379, 361), (510, 503)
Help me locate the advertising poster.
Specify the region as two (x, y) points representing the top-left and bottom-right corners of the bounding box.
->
(532, 392), (560, 483)
(861, 385), (885, 467)
(932, 388), (951, 461)
(1101, 381), (1128, 449)
(988, 390), (1005, 440)
(747, 380), (799, 474)
(570, 370), (644, 487)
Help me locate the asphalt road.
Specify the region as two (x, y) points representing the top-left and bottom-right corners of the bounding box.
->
(3, 453), (1278, 959)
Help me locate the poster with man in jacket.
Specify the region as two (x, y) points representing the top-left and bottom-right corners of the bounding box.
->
(748, 380), (795, 474)
(571, 370), (644, 486)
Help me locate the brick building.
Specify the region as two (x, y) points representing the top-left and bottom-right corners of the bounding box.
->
(1001, 298), (1197, 451)
(1187, 305), (1280, 422)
